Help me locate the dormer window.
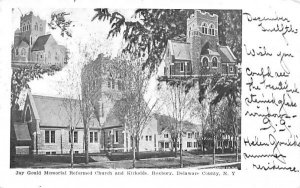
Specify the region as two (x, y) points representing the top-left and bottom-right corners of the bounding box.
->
(202, 57), (209, 67)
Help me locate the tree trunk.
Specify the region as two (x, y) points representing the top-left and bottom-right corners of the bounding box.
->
(84, 126), (89, 164)
(213, 134), (216, 164)
(202, 137), (205, 155)
(174, 137), (177, 158)
(179, 130), (183, 168)
(132, 135), (136, 168)
(235, 134), (239, 162)
(221, 136), (224, 154)
(70, 129), (74, 168)
(210, 104), (215, 164)
(135, 137), (140, 160)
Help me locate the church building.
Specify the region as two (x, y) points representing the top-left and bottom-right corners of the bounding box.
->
(163, 10), (237, 78)
(11, 11), (67, 67)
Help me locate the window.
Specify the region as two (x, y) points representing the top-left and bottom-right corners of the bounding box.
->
(48, 51), (51, 58)
(187, 133), (192, 139)
(186, 62), (191, 72)
(230, 66), (234, 73)
(90, 132), (94, 143)
(212, 57), (218, 67)
(194, 142), (197, 148)
(164, 134), (168, 138)
(114, 131), (118, 143)
(94, 132), (98, 142)
(165, 142), (169, 148)
(195, 132), (200, 138)
(45, 130), (55, 143)
(187, 142), (192, 148)
(51, 151), (56, 155)
(202, 57), (209, 67)
(180, 62), (184, 72)
(15, 48), (19, 56)
(40, 54), (43, 59)
(40, 24), (43, 31)
(35, 23), (38, 30)
(21, 48), (26, 56)
(46, 152), (50, 155)
(55, 52), (59, 61)
(201, 22), (208, 34)
(69, 131), (78, 143)
(209, 24), (215, 35)
(25, 106), (31, 122)
(30, 36), (32, 46)
(146, 136), (148, 141)
(149, 136), (152, 141)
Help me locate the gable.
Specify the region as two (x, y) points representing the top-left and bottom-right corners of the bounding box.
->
(218, 45), (237, 63)
(169, 40), (191, 60)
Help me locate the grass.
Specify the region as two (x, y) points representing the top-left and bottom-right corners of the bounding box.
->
(106, 151), (176, 161)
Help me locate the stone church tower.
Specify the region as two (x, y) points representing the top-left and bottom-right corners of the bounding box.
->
(186, 10), (219, 75)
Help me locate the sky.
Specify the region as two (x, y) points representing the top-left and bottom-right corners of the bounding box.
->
(12, 8), (135, 98)
(12, 8), (163, 113)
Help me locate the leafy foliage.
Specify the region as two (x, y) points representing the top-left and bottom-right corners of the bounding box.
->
(11, 65), (61, 108)
(49, 12), (73, 37)
(92, 9), (242, 74)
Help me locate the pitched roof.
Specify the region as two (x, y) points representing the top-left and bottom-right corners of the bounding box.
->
(29, 94), (99, 128)
(31, 34), (51, 51)
(169, 40), (191, 60)
(218, 45), (237, 63)
(14, 122), (31, 142)
(154, 113), (199, 134)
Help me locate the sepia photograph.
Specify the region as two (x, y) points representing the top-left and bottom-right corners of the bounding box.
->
(10, 8), (242, 169)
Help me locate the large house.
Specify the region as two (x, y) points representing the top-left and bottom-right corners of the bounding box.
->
(11, 11), (67, 67)
(162, 10), (237, 79)
(13, 92), (101, 155)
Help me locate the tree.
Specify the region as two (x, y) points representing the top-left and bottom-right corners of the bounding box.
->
(111, 55), (158, 168)
(91, 9), (242, 74)
(79, 50), (103, 165)
(57, 64), (82, 168)
(190, 84), (211, 154)
(157, 78), (196, 167)
(210, 74), (241, 161)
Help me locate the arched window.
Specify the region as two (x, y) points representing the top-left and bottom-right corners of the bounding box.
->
(35, 23), (38, 31)
(55, 52), (59, 61)
(25, 106), (31, 122)
(209, 24), (215, 35)
(21, 48), (26, 56)
(15, 48), (19, 56)
(201, 22), (208, 34)
(202, 57), (209, 67)
(212, 57), (218, 67)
